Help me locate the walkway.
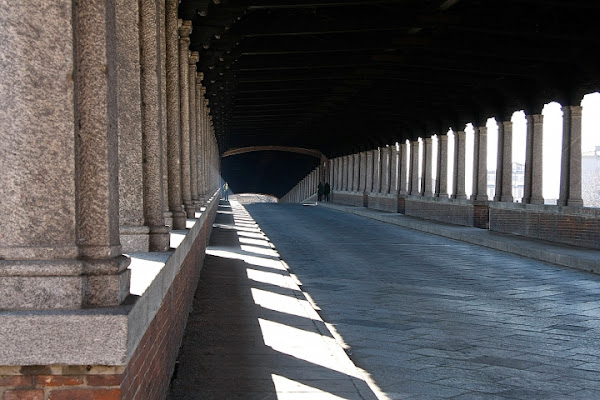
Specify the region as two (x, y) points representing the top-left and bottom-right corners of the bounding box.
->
(169, 201), (600, 399)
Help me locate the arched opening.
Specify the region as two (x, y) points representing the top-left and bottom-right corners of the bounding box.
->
(486, 118), (499, 199)
(511, 111), (527, 202)
(542, 102), (563, 205)
(581, 92), (600, 207)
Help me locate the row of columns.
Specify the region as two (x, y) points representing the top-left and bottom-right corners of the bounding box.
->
(282, 168), (321, 203)
(0, 1), (221, 310)
(325, 110), (582, 206)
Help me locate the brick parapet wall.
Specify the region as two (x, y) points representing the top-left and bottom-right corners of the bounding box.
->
(367, 193), (399, 213)
(0, 192), (220, 400)
(489, 203), (600, 249)
(331, 191), (363, 207)
(404, 196), (475, 227)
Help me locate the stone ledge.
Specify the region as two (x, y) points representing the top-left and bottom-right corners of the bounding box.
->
(0, 190), (220, 366)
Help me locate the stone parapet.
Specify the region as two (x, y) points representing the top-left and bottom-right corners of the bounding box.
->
(0, 191), (220, 399)
(367, 193), (400, 213)
(331, 191), (363, 207)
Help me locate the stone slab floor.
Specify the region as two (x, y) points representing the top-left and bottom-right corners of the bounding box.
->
(169, 201), (600, 399)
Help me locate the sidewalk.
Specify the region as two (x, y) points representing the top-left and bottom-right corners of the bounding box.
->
(167, 200), (379, 400)
(317, 202), (600, 274)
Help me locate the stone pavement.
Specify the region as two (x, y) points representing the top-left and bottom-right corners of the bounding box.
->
(167, 200), (378, 400)
(244, 202), (600, 399)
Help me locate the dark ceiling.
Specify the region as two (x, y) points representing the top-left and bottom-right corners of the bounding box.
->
(180, 0), (600, 197)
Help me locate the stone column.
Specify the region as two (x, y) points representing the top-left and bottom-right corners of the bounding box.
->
(423, 137), (433, 197)
(353, 153), (360, 191)
(179, 20), (194, 218)
(159, 0), (170, 224)
(559, 106), (584, 206)
(189, 51), (200, 207)
(399, 142), (409, 195)
(166, 2), (186, 229)
(366, 151), (374, 192)
(342, 155), (349, 191)
(195, 78), (205, 202)
(0, 1), (125, 309)
(437, 135), (449, 198)
(473, 126), (488, 201)
(527, 114), (545, 204)
(373, 149), (382, 193)
(359, 152), (367, 192)
(454, 130), (467, 199)
(116, 0), (149, 252)
(500, 121), (514, 202)
(140, 0), (170, 251)
(410, 140), (420, 195)
(391, 145), (400, 194)
(381, 147), (391, 194)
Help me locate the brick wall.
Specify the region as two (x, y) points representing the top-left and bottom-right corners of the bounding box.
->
(489, 204), (600, 249)
(0, 201), (218, 400)
(404, 197), (475, 227)
(331, 191), (363, 207)
(367, 193), (399, 213)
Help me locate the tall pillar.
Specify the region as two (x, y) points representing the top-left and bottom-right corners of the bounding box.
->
(179, 20), (194, 218)
(0, 0), (127, 309)
(559, 106), (584, 206)
(473, 126), (488, 201)
(359, 152), (367, 192)
(526, 114), (545, 204)
(500, 121), (514, 202)
(454, 130), (467, 199)
(196, 78), (205, 202)
(391, 145), (400, 194)
(373, 148), (382, 193)
(410, 140), (420, 195)
(353, 153), (360, 191)
(159, 0), (170, 224)
(342, 155), (349, 191)
(423, 137), (433, 197)
(399, 142), (409, 195)
(140, 0), (170, 251)
(381, 147), (392, 194)
(189, 51), (200, 207)
(166, 2), (186, 229)
(74, 0), (130, 306)
(117, 0), (149, 252)
(437, 135), (449, 198)
(366, 151), (374, 192)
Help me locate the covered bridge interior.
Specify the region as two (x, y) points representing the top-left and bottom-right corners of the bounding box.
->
(2, 1), (600, 399)
(186, 0), (600, 197)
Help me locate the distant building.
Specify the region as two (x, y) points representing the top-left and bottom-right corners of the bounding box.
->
(582, 146), (600, 207)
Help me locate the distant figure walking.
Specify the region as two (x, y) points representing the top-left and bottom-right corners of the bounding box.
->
(323, 182), (330, 202)
(223, 182), (229, 200)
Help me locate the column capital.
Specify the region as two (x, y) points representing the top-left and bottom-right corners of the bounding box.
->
(189, 51), (199, 64)
(179, 20), (192, 39)
(197, 72), (204, 82)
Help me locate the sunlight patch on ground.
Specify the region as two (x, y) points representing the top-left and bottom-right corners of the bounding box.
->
(238, 236), (272, 247)
(271, 375), (352, 399)
(252, 288), (320, 320)
(258, 318), (360, 378)
(246, 268), (297, 290)
(241, 244), (280, 258)
(206, 248), (285, 270)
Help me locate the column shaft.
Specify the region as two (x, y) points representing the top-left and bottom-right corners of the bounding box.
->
(366, 151), (374, 192)
(410, 140), (420, 195)
(399, 142), (409, 195)
(423, 138), (433, 197)
(382, 147), (392, 194)
(353, 153), (360, 191)
(117, 0), (149, 252)
(437, 135), (449, 198)
(500, 121), (514, 202)
(189, 52), (200, 207)
(474, 126), (489, 201)
(165, 2), (186, 229)
(559, 106), (584, 206)
(528, 114), (545, 204)
(373, 149), (382, 193)
(493, 122), (504, 202)
(454, 130), (467, 199)
(140, 0), (169, 251)
(179, 21), (194, 218)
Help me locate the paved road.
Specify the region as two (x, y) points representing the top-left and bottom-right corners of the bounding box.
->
(168, 201), (378, 400)
(243, 203), (600, 399)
